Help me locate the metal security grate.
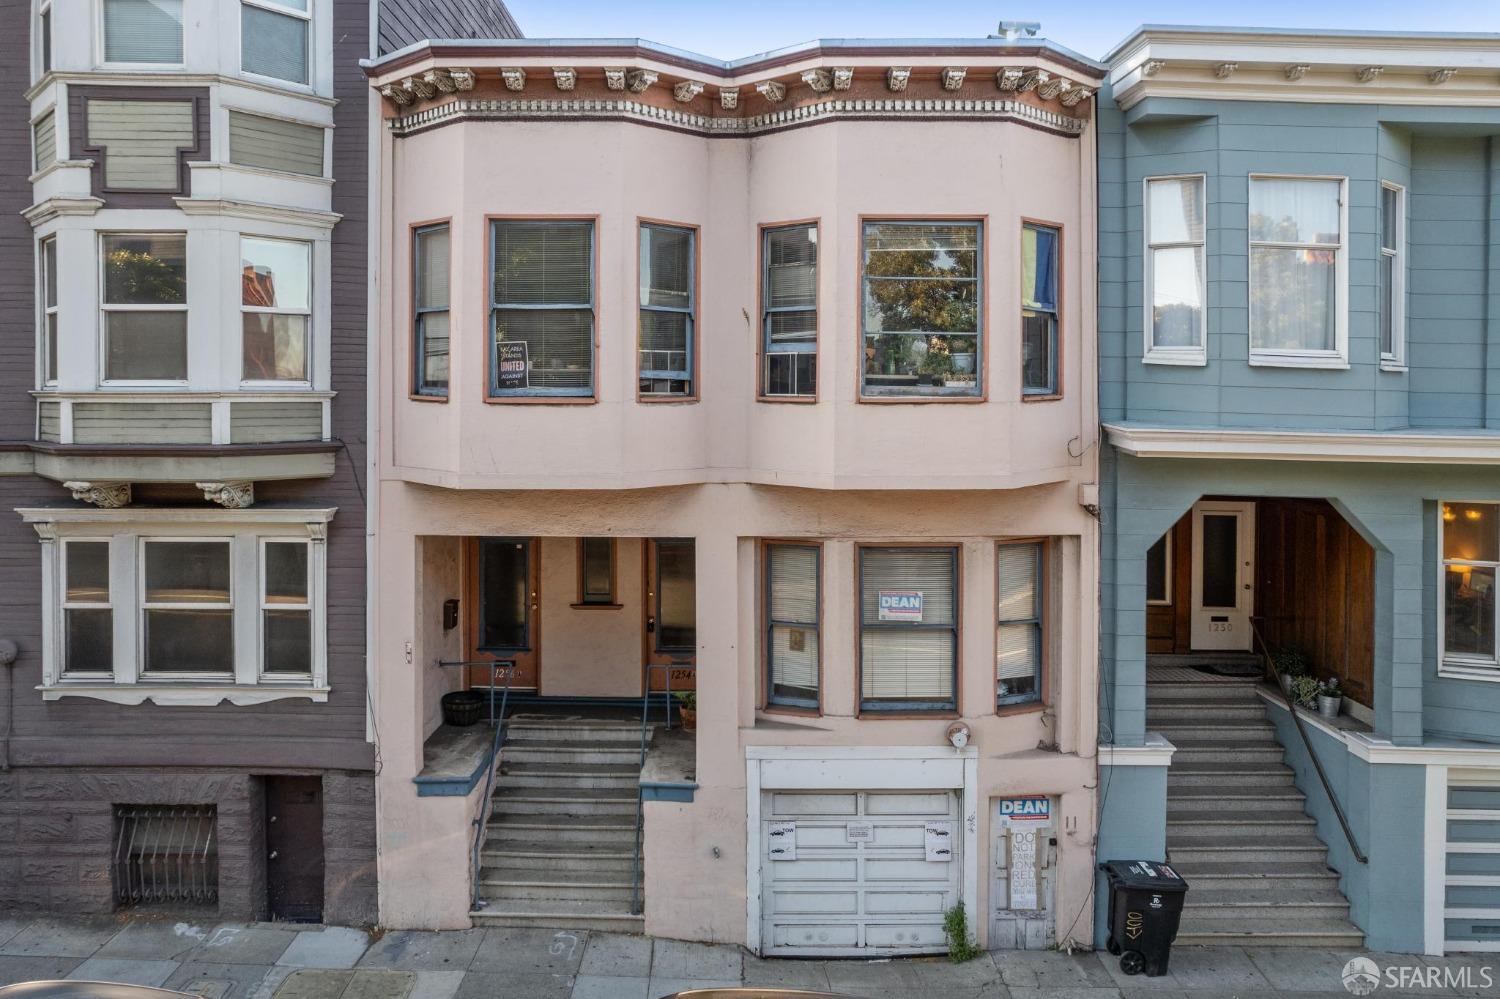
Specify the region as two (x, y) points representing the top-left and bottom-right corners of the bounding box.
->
(113, 805), (219, 907)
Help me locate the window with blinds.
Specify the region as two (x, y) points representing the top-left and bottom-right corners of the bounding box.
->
(639, 223), (696, 397)
(578, 538), (615, 605)
(765, 544), (820, 709)
(241, 0), (310, 85)
(859, 547), (958, 712)
(997, 541), (1046, 707)
(414, 224), (450, 396)
(490, 220), (595, 397)
(762, 224), (818, 397)
(103, 0), (184, 64)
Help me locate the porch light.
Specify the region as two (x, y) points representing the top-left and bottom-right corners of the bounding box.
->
(1466, 508), (1485, 521)
(1444, 505), (1457, 522)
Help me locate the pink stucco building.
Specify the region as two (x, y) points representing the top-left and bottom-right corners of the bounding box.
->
(364, 32), (1106, 955)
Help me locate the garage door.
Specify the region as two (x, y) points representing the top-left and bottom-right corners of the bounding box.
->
(760, 789), (960, 957)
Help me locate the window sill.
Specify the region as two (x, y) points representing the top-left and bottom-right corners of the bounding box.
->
(1142, 351), (1207, 367)
(757, 394), (818, 405)
(38, 683), (330, 706)
(1438, 663), (1500, 684)
(857, 707), (960, 719)
(484, 395), (597, 405)
(569, 602), (623, 610)
(1380, 361), (1409, 373)
(1247, 351), (1349, 370)
(1021, 393), (1063, 403)
(996, 700), (1047, 717)
(857, 395), (984, 405)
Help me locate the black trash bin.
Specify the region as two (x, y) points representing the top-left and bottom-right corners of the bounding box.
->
(1100, 859), (1189, 977)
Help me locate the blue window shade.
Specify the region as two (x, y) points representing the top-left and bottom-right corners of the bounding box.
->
(1022, 225), (1058, 312)
(1021, 223), (1060, 395)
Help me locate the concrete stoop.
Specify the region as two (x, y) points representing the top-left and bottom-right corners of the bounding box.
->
(471, 716), (649, 934)
(1149, 667), (1366, 949)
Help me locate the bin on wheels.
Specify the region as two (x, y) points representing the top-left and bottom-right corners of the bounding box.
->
(1100, 859), (1189, 977)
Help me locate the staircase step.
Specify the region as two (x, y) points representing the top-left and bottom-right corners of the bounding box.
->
(1165, 787), (1303, 806)
(1167, 836), (1329, 864)
(1183, 888), (1351, 920)
(1167, 860), (1343, 891)
(1167, 809), (1315, 831)
(482, 842), (639, 875)
(1169, 743), (1285, 763)
(1149, 703), (1268, 720)
(478, 878), (635, 902)
(487, 814), (637, 845)
(493, 787), (638, 816)
(503, 721), (651, 744)
(1169, 763), (1294, 788)
(471, 897), (643, 934)
(484, 857), (638, 878)
(501, 740), (643, 765)
(498, 762), (642, 789)
(1148, 681), (1262, 702)
(1173, 915), (1364, 948)
(1152, 723), (1278, 743)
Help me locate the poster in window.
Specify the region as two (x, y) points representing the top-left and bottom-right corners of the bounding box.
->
(878, 590), (924, 622)
(496, 341), (529, 390)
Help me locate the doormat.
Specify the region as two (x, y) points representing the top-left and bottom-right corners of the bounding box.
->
(1203, 661), (1263, 678)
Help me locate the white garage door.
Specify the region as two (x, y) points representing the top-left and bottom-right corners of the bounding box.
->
(760, 789), (961, 957)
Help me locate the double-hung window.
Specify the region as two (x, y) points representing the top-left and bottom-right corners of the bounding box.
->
(241, 236), (311, 383)
(858, 546), (959, 713)
(63, 540), (113, 675)
(38, 1), (51, 76)
(765, 543), (820, 709)
(1380, 182), (1406, 368)
(861, 221), (981, 398)
(1022, 223), (1061, 396)
(262, 541), (311, 676)
(413, 223), (450, 397)
(1249, 176), (1347, 366)
(242, 0), (311, 85)
(101, 232), (187, 382)
(142, 540), (234, 677)
(761, 223), (817, 398)
(997, 541), (1046, 708)
(490, 219), (595, 398)
(639, 223), (696, 397)
(1441, 503), (1500, 681)
(102, 0), (183, 65)
(1144, 176), (1206, 364)
(40, 237), (57, 385)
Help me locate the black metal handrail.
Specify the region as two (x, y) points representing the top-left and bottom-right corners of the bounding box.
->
(1250, 621), (1368, 865)
(631, 662), (695, 915)
(438, 658), (519, 910)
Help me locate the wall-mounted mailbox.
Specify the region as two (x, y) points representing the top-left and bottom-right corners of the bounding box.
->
(443, 598), (459, 631)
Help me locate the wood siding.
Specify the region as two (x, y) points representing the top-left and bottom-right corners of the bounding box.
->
(32, 111), (53, 172)
(1145, 515), (1191, 655)
(84, 98), (195, 190)
(376, 0), (521, 57)
(229, 111), (325, 177)
(36, 401), (59, 443)
(72, 402), (212, 444)
(231, 401), (324, 443)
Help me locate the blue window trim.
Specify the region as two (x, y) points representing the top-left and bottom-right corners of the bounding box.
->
(488, 219), (596, 398)
(761, 222), (818, 398)
(412, 222), (449, 398)
(765, 542), (821, 711)
(638, 222), (696, 396)
(997, 540), (1045, 708)
(1022, 221), (1060, 397)
(857, 545), (960, 714)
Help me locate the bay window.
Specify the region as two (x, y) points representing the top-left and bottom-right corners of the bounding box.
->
(490, 219), (595, 398)
(33, 110), (54, 173)
(997, 541), (1045, 708)
(413, 223), (450, 397)
(40, 237), (57, 385)
(1442, 502), (1500, 680)
(1380, 182), (1406, 368)
(765, 543), (820, 710)
(1144, 176), (1206, 364)
(101, 233), (187, 382)
(241, 236), (311, 382)
(861, 221), (981, 398)
(761, 223), (818, 398)
(1249, 176), (1347, 366)
(1022, 223), (1060, 396)
(858, 546), (958, 713)
(639, 223), (697, 397)
(102, 0), (183, 65)
(242, 0), (311, 85)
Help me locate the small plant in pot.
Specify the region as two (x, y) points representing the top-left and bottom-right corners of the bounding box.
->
(1289, 675), (1321, 712)
(673, 690), (697, 731)
(1317, 677), (1343, 720)
(1272, 649), (1309, 693)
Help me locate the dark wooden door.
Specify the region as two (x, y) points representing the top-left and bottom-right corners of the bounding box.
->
(265, 776), (324, 922)
(644, 538), (696, 692)
(465, 537), (541, 690)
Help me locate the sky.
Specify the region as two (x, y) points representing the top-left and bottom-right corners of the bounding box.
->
(501, 0), (1500, 62)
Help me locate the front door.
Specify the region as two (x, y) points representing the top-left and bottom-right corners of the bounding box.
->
(467, 537), (540, 690)
(644, 538), (696, 692)
(265, 776), (324, 922)
(1190, 501), (1255, 651)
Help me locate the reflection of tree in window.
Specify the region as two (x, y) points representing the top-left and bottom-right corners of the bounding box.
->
(861, 223), (979, 397)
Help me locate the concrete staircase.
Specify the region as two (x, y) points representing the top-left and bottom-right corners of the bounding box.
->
(1149, 673), (1365, 948)
(471, 716), (649, 933)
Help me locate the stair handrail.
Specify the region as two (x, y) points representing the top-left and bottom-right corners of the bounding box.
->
(445, 657), (519, 911)
(1250, 620), (1368, 865)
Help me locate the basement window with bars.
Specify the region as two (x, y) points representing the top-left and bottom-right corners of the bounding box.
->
(113, 804), (219, 908)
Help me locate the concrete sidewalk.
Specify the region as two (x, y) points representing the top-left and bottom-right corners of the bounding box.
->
(0, 915), (1496, 998)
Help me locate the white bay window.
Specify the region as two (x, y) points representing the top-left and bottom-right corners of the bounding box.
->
(1248, 175), (1347, 367)
(24, 507), (332, 704)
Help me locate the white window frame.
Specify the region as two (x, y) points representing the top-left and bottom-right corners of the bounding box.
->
(1439, 502), (1500, 683)
(35, 0), (52, 81)
(1146, 531), (1172, 606)
(240, 234), (313, 387)
(96, 0), (185, 70)
(1380, 181), (1407, 371)
(239, 0), (313, 89)
(1247, 173), (1349, 370)
(1143, 174), (1208, 366)
(39, 236), (57, 387)
(24, 508), (333, 705)
(259, 537), (315, 679)
(60, 537), (113, 679)
(99, 230), (189, 387)
(139, 536), (235, 681)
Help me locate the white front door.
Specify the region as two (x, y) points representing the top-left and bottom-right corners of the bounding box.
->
(1189, 501), (1255, 651)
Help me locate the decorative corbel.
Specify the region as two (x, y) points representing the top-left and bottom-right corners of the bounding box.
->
(380, 84), (413, 107)
(553, 67), (577, 91)
(403, 75), (436, 101)
(64, 481), (131, 509)
(307, 522), (328, 543)
(1140, 59), (1166, 78)
(1037, 75), (1066, 100)
(1430, 68), (1458, 85)
(719, 87), (740, 110)
(626, 69), (658, 93)
(449, 68), (475, 91)
(500, 67), (527, 91)
(1356, 66), (1383, 84)
(604, 68), (627, 91)
(755, 79), (786, 103)
(886, 67), (911, 92)
(996, 67), (1025, 91)
(197, 481), (255, 509)
(832, 67), (854, 91)
(1284, 64), (1310, 81)
(1016, 69), (1047, 94)
(423, 68), (456, 94)
(802, 69), (833, 93)
(1214, 63), (1238, 80)
(1059, 84), (1092, 108)
(941, 67), (967, 91)
(673, 80), (705, 102)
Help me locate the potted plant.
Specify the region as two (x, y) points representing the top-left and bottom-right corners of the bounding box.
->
(1317, 677), (1343, 720)
(674, 690), (697, 731)
(441, 689), (484, 727)
(1289, 675), (1321, 712)
(1272, 649), (1309, 693)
